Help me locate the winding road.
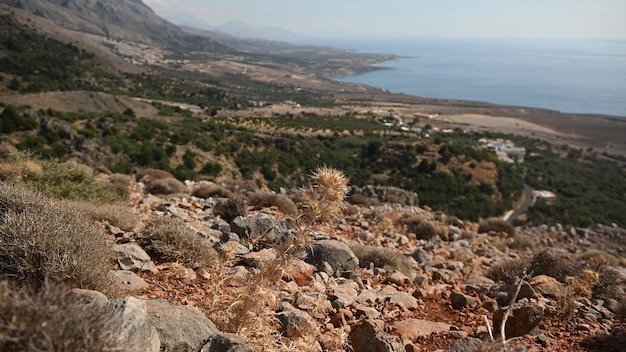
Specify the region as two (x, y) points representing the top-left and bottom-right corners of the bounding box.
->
(506, 184), (534, 223)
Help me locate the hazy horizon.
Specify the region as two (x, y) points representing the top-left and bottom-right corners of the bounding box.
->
(144, 0), (626, 40)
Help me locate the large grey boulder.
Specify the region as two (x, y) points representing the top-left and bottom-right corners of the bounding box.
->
(349, 319), (405, 352)
(306, 240), (359, 278)
(146, 299), (219, 352)
(231, 214), (291, 241)
(493, 302), (544, 338)
(107, 297), (160, 352)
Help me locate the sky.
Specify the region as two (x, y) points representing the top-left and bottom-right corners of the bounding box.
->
(143, 0), (626, 39)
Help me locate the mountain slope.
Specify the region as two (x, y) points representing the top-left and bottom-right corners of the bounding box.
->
(0, 0), (230, 52)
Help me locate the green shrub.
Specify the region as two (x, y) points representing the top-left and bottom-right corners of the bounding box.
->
(348, 241), (414, 277)
(0, 154), (121, 203)
(247, 192), (298, 216)
(213, 198), (247, 223)
(486, 259), (528, 283)
(478, 218), (516, 237)
(0, 281), (124, 351)
(529, 250), (579, 283)
(191, 184), (234, 199)
(0, 184), (115, 294)
(140, 216), (218, 268)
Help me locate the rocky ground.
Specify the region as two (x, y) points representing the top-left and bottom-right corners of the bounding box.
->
(94, 170), (626, 352)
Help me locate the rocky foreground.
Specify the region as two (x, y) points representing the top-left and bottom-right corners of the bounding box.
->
(4, 166), (624, 352)
(85, 169), (623, 352)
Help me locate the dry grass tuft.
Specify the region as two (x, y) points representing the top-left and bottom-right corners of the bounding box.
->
(0, 184), (116, 295)
(301, 166), (349, 225)
(478, 218), (516, 237)
(529, 250), (579, 283)
(213, 197), (248, 223)
(348, 241), (414, 277)
(247, 192), (298, 216)
(135, 168), (175, 182)
(0, 281), (124, 351)
(191, 184), (234, 199)
(67, 201), (139, 232)
(107, 173), (134, 198)
(566, 269), (599, 298)
(487, 259), (528, 284)
(144, 177), (189, 195)
(400, 215), (437, 240)
(140, 216), (218, 268)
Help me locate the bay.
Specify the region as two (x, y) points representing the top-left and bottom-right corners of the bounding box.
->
(328, 38), (626, 117)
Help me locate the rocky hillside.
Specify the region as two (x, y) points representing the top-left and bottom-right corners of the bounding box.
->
(0, 159), (624, 351)
(0, 0), (228, 52)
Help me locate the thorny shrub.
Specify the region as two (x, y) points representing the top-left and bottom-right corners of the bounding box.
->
(0, 281), (124, 352)
(0, 183), (116, 295)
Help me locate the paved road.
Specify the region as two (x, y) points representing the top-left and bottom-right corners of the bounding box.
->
(507, 184), (534, 223)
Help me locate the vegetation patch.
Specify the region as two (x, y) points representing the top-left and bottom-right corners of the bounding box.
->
(0, 184), (116, 295)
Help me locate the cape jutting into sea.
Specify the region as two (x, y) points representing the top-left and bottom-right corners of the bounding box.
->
(328, 38), (626, 118)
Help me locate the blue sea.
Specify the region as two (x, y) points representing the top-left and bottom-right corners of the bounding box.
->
(326, 38), (626, 117)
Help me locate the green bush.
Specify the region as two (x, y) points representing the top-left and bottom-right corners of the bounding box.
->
(0, 184), (116, 294)
(140, 216), (218, 268)
(0, 281), (124, 352)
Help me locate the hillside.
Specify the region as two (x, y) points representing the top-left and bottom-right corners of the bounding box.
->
(0, 0), (625, 351)
(0, 159), (624, 351)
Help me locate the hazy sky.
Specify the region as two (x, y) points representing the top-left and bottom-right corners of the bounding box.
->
(143, 0), (626, 39)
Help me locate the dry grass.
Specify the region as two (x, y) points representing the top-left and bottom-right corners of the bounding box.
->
(191, 184), (234, 199)
(247, 192), (298, 216)
(348, 240), (414, 277)
(400, 215), (437, 240)
(107, 173), (134, 198)
(487, 259), (528, 284)
(135, 168), (175, 182)
(140, 216), (218, 268)
(0, 281), (124, 352)
(478, 219), (516, 237)
(347, 193), (380, 207)
(0, 184), (116, 295)
(566, 269), (599, 298)
(144, 177), (189, 195)
(529, 250), (579, 283)
(68, 201), (140, 232)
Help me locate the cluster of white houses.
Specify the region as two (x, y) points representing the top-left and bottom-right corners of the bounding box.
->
(478, 138), (526, 163)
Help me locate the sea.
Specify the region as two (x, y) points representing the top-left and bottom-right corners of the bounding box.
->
(321, 38), (626, 117)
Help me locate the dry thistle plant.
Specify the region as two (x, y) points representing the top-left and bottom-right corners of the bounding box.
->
(301, 166), (349, 226)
